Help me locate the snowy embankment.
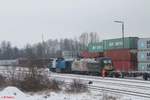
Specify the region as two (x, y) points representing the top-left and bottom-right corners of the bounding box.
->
(0, 67), (149, 100)
(0, 86), (102, 100)
(0, 86), (149, 100)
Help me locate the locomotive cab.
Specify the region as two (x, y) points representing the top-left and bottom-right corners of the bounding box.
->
(96, 57), (114, 76)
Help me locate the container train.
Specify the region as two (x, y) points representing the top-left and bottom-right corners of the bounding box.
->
(79, 37), (150, 80)
(48, 37), (150, 80)
(0, 37), (150, 80)
(48, 57), (150, 80)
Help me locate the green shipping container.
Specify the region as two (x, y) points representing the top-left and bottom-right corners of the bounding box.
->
(88, 42), (104, 52)
(103, 37), (138, 50)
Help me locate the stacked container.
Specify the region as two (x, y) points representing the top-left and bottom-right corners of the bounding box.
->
(80, 50), (103, 58)
(104, 37), (138, 72)
(138, 38), (150, 71)
(104, 49), (137, 71)
(80, 42), (104, 58)
(88, 42), (104, 52)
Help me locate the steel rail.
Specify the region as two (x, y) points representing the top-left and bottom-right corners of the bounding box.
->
(51, 73), (150, 90)
(52, 73), (150, 84)
(65, 82), (150, 99)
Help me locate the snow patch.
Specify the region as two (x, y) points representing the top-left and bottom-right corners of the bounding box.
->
(0, 86), (26, 100)
(0, 87), (25, 96)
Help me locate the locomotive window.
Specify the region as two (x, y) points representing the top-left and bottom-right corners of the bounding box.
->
(147, 40), (150, 48)
(147, 40), (150, 44)
(147, 64), (150, 71)
(103, 60), (107, 64)
(147, 52), (150, 56)
(103, 60), (112, 64)
(108, 60), (112, 63)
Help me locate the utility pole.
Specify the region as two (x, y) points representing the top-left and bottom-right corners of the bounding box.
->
(42, 34), (45, 68)
(114, 21), (125, 74)
(42, 34), (45, 58)
(114, 21), (124, 48)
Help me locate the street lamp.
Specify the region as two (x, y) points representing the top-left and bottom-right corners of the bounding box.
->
(114, 21), (125, 73)
(114, 21), (124, 48)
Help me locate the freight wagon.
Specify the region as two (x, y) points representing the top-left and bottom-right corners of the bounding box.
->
(0, 58), (53, 68)
(17, 58), (53, 68)
(0, 59), (18, 66)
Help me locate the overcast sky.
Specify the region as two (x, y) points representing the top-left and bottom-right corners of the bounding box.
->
(0, 0), (149, 48)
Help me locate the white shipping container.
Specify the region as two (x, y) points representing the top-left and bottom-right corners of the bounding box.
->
(138, 38), (150, 50)
(138, 51), (150, 62)
(138, 62), (150, 71)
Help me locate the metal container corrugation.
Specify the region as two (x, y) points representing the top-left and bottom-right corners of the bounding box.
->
(138, 51), (150, 62)
(88, 42), (104, 52)
(104, 49), (137, 61)
(80, 51), (103, 58)
(138, 62), (150, 71)
(138, 38), (150, 50)
(103, 37), (138, 50)
(113, 61), (137, 71)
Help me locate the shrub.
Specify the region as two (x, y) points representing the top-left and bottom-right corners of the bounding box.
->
(0, 63), (62, 92)
(19, 73), (61, 92)
(66, 79), (88, 93)
(47, 79), (61, 91)
(0, 75), (6, 88)
(102, 93), (119, 100)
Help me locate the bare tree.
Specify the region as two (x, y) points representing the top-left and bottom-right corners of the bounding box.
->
(79, 33), (89, 50)
(89, 32), (99, 43)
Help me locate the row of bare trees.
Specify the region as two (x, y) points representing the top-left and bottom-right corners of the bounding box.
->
(0, 32), (100, 59)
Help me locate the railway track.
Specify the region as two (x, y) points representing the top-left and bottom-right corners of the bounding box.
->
(51, 73), (150, 99)
(51, 73), (150, 85)
(53, 72), (149, 81)
(65, 82), (150, 99)
(89, 85), (150, 99)
(51, 74), (150, 91)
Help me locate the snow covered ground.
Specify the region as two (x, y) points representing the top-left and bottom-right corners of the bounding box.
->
(0, 86), (149, 100)
(0, 86), (104, 100)
(50, 73), (150, 94)
(0, 67), (149, 100)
